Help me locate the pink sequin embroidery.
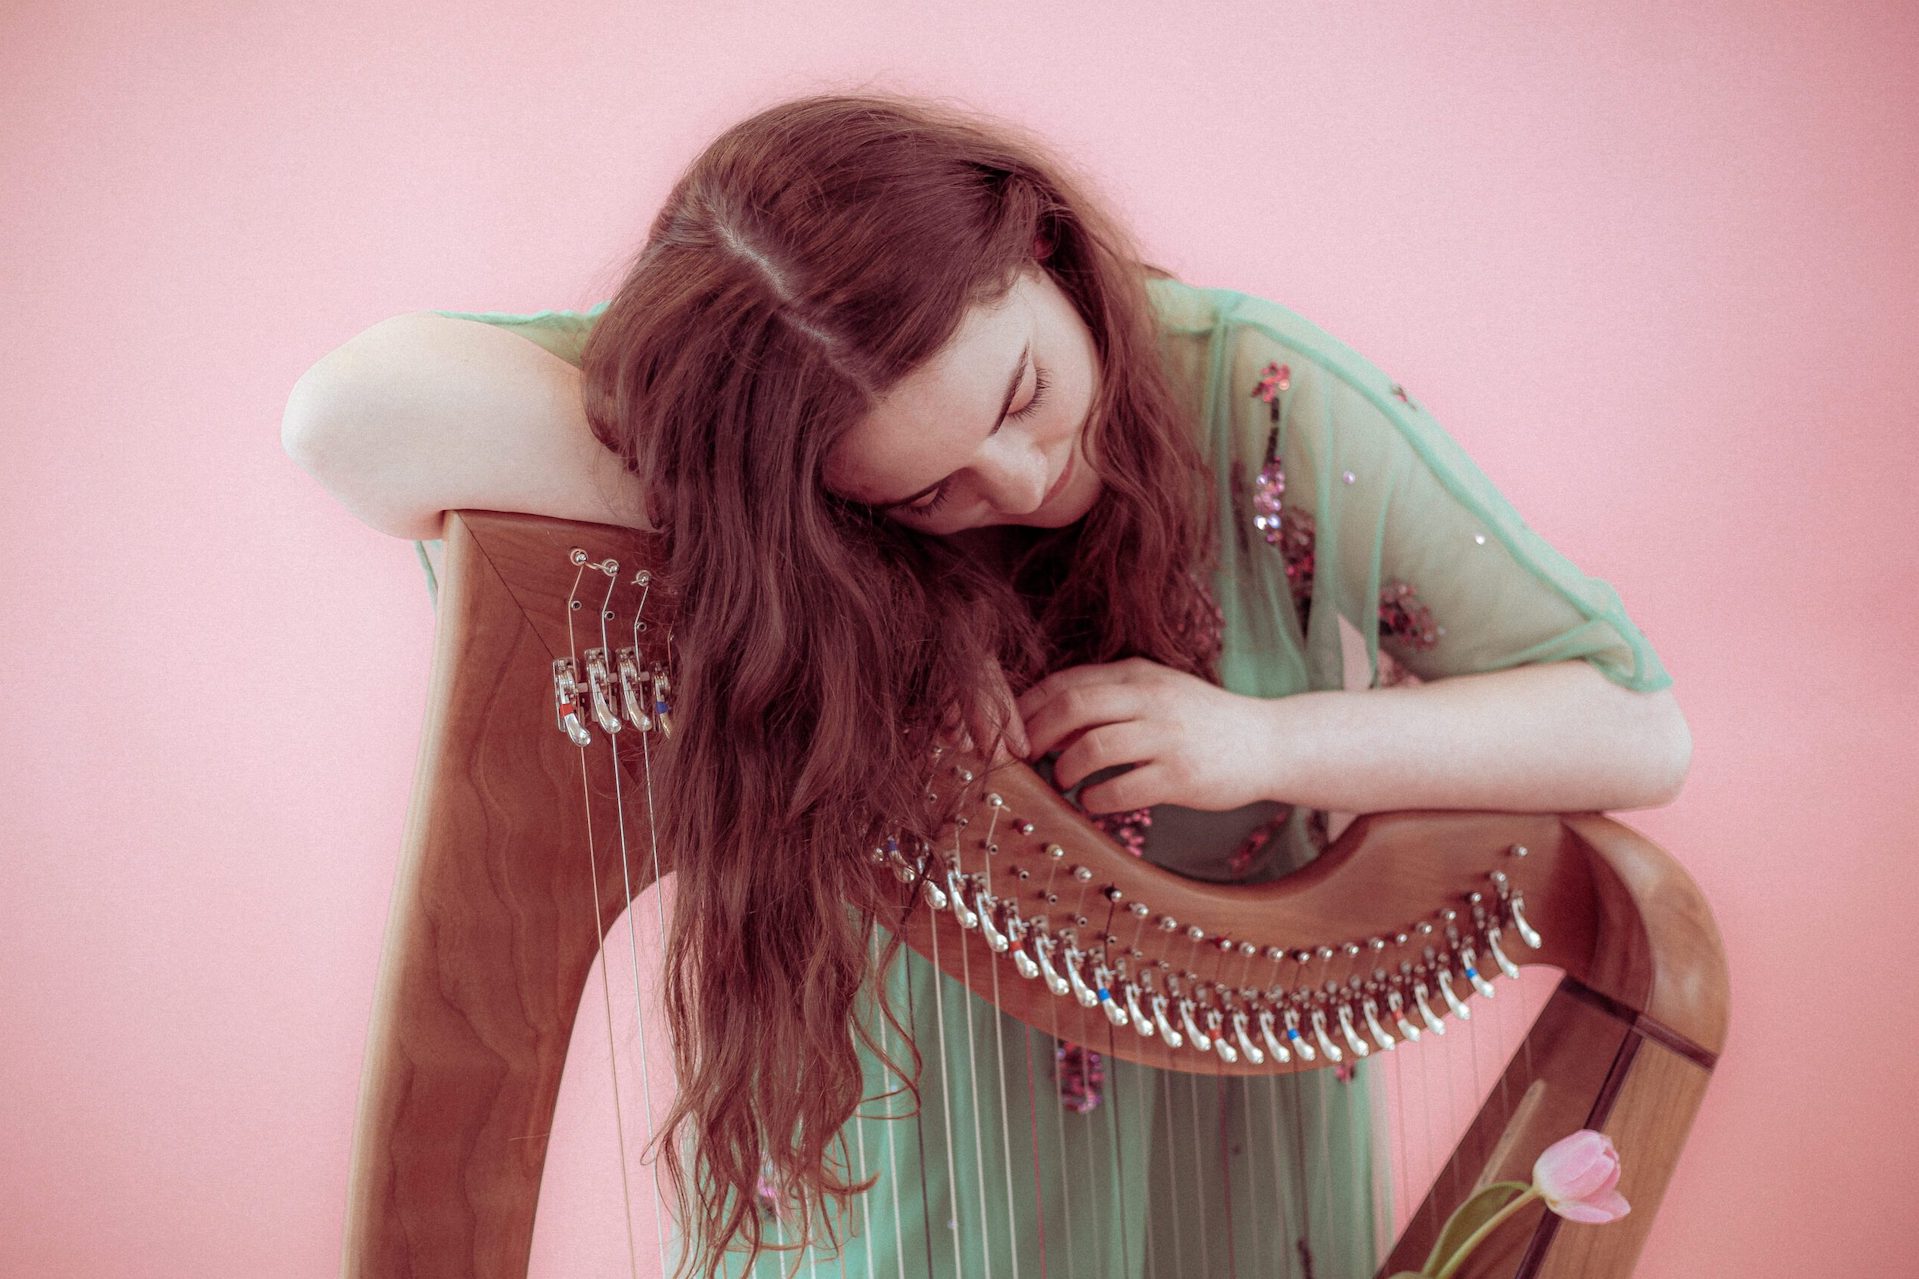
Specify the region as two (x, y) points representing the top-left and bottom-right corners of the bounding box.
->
(1378, 581), (1441, 652)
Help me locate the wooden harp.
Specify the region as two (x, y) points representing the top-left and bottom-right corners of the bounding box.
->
(342, 510), (1728, 1278)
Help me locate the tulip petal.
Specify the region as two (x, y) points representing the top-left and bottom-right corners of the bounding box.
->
(1534, 1130), (1618, 1202)
(1591, 1160), (1622, 1198)
(1549, 1189), (1631, 1224)
(1549, 1198), (1616, 1224)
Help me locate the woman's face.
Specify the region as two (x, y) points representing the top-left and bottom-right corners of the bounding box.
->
(824, 262), (1103, 534)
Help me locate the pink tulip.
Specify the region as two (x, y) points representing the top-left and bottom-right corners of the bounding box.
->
(1532, 1130), (1631, 1224)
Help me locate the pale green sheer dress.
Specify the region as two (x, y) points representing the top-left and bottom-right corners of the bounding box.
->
(420, 276), (1671, 1278)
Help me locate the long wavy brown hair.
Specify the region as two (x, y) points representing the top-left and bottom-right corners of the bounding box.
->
(576, 89), (1222, 1275)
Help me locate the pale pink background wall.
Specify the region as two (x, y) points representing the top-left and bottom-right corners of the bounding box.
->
(4, 2), (1914, 1275)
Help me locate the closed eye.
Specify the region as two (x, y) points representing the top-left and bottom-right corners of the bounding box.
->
(907, 365), (1053, 516)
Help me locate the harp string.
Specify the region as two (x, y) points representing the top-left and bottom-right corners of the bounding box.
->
(949, 828), (994, 1279)
(562, 554), (651, 1279)
(978, 800), (1029, 1279)
(592, 561), (681, 1279)
(552, 546), (1566, 1278)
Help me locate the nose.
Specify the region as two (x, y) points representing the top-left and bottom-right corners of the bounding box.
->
(978, 435), (1052, 515)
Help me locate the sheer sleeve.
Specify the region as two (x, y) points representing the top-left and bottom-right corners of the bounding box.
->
(428, 300), (610, 370)
(1221, 295), (1671, 695)
(412, 301), (612, 607)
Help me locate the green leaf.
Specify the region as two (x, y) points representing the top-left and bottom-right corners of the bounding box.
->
(1421, 1181), (1532, 1276)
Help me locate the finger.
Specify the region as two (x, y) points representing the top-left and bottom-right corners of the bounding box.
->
(1053, 720), (1156, 793)
(1014, 660), (1140, 724)
(1079, 760), (1168, 815)
(1024, 681), (1147, 760)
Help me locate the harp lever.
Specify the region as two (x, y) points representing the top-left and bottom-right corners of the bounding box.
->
(1232, 1010), (1265, 1065)
(1032, 932), (1070, 997)
(650, 670), (674, 738)
(1257, 1009), (1291, 1064)
(1063, 945), (1100, 1009)
(1208, 1009), (1238, 1064)
(552, 659), (592, 746)
(1509, 893), (1544, 949)
(1363, 997), (1396, 1052)
(1337, 1002), (1370, 1058)
(1413, 981), (1446, 1035)
(1387, 989), (1421, 1042)
(1006, 919), (1040, 980)
(1486, 927), (1523, 981)
(975, 891), (1009, 953)
(1094, 963), (1129, 1028)
(616, 650), (652, 731)
(1461, 948), (1499, 1000)
(1177, 999), (1212, 1053)
(1285, 1007), (1316, 1061)
(1150, 993), (1184, 1048)
(1311, 1007), (1343, 1063)
(946, 868), (978, 930)
(1124, 982), (1154, 1037)
(584, 649), (622, 735)
(1437, 966), (1472, 1020)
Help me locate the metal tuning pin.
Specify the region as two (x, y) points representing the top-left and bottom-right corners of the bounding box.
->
(1094, 964), (1129, 1028)
(583, 649), (623, 734)
(1413, 981), (1446, 1035)
(1461, 947), (1498, 999)
(1509, 893), (1544, 949)
(1150, 992), (1184, 1049)
(651, 670), (674, 738)
(1310, 1006), (1343, 1064)
(1033, 933), (1070, 997)
(1285, 1007), (1316, 1062)
(616, 650), (651, 730)
(552, 659), (593, 746)
(975, 891), (1010, 952)
(1207, 1009), (1239, 1064)
(1336, 1002), (1370, 1058)
(1363, 997), (1396, 1053)
(1387, 989), (1421, 1043)
(1257, 1008), (1292, 1064)
(1232, 1009), (1265, 1065)
(1437, 966), (1472, 1020)
(1178, 998), (1212, 1054)
(1125, 980), (1155, 1037)
(946, 867), (978, 930)
(1063, 944), (1100, 1009)
(1486, 926), (1522, 980)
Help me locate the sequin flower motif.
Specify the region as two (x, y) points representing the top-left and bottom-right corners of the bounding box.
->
(1378, 581), (1441, 652)
(1250, 362), (1291, 547)
(1056, 1043), (1105, 1114)
(1255, 360), (1292, 404)
(1088, 803), (1152, 858)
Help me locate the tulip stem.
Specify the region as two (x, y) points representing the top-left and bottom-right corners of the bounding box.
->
(1432, 1188), (1540, 1279)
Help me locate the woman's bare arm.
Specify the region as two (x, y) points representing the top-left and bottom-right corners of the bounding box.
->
(281, 313), (651, 541)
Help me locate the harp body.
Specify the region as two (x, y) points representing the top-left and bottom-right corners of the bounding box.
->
(343, 510), (1727, 1278)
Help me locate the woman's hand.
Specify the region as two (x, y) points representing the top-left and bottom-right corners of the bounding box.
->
(1016, 657), (1281, 814)
(938, 658), (1032, 768)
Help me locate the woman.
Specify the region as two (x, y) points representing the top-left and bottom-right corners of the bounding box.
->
(284, 91), (1690, 1279)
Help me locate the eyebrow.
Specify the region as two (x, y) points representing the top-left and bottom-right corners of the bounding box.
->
(876, 341), (1030, 511)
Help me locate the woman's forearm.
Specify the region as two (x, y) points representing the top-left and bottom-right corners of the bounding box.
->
(1265, 660), (1692, 815)
(281, 313), (649, 540)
